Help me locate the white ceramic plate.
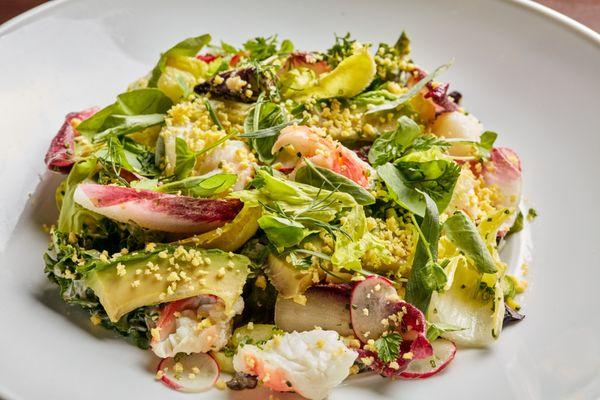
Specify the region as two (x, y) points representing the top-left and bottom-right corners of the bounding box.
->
(1, 0), (599, 399)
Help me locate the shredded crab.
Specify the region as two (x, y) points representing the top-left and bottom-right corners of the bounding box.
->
(151, 295), (243, 358)
(233, 330), (357, 400)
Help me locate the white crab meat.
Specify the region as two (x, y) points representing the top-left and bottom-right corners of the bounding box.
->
(233, 330), (357, 400)
(151, 297), (243, 358)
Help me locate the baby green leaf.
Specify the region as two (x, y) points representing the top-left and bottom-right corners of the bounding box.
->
(426, 322), (464, 342)
(258, 215), (310, 248)
(295, 160), (375, 205)
(365, 61), (452, 114)
(376, 163), (425, 216)
(174, 137), (197, 180)
(242, 96), (290, 163)
(443, 211), (497, 274)
(148, 34), (211, 87)
(156, 173), (237, 197)
(406, 193), (442, 312)
(77, 89), (173, 140)
(368, 116), (422, 166)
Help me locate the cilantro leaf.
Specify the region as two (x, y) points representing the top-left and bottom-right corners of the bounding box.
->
(374, 333), (402, 363)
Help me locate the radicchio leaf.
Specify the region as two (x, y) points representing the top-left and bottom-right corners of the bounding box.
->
(73, 183), (243, 234)
(44, 108), (99, 173)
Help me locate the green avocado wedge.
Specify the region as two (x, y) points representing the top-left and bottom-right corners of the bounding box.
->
(291, 50), (376, 101)
(85, 246), (250, 322)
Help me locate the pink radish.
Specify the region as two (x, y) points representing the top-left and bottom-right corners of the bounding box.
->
(351, 276), (434, 377)
(275, 283), (353, 336)
(400, 338), (456, 379)
(482, 147), (522, 210)
(157, 353), (220, 392)
(350, 276), (402, 342)
(44, 107), (99, 173)
(73, 183), (243, 233)
(357, 332), (433, 378)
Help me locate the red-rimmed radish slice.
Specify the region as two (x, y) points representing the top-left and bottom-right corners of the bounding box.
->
(73, 183), (243, 233)
(400, 339), (456, 379)
(357, 331), (433, 378)
(44, 107), (99, 173)
(350, 276), (398, 342)
(157, 353), (220, 392)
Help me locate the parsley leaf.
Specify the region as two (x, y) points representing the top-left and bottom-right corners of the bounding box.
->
(243, 36), (292, 61)
(325, 33), (356, 67)
(374, 333), (402, 363)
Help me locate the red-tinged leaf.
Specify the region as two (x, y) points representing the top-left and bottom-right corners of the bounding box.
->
(196, 54), (220, 63)
(44, 108), (99, 173)
(483, 147), (522, 209)
(73, 183), (243, 233)
(284, 52), (331, 75)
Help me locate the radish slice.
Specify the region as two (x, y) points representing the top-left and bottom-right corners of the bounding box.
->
(357, 332), (433, 378)
(275, 283), (353, 336)
(350, 276), (400, 342)
(44, 107), (99, 173)
(73, 183), (243, 233)
(157, 353), (220, 392)
(400, 339), (456, 379)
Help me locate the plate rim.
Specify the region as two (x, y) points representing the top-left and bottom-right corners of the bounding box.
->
(0, 0), (599, 45)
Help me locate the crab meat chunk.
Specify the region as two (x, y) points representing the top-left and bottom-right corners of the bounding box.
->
(233, 330), (357, 400)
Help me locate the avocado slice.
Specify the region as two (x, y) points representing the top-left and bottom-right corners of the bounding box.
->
(85, 246), (250, 322)
(177, 206), (261, 252)
(265, 253), (322, 299)
(292, 50), (376, 101)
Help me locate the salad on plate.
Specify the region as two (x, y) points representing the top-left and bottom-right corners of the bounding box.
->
(43, 32), (532, 399)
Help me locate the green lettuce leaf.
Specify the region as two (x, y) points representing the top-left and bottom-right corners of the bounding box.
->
(405, 193), (444, 312)
(295, 160), (375, 205)
(331, 206), (392, 271)
(443, 211), (497, 274)
(368, 116), (422, 166)
(148, 34), (211, 87)
(77, 89), (173, 141)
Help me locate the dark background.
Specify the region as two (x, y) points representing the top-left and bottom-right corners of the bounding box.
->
(1, 0), (599, 32)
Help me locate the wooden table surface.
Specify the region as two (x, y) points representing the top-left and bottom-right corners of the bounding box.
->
(1, 0), (599, 32)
